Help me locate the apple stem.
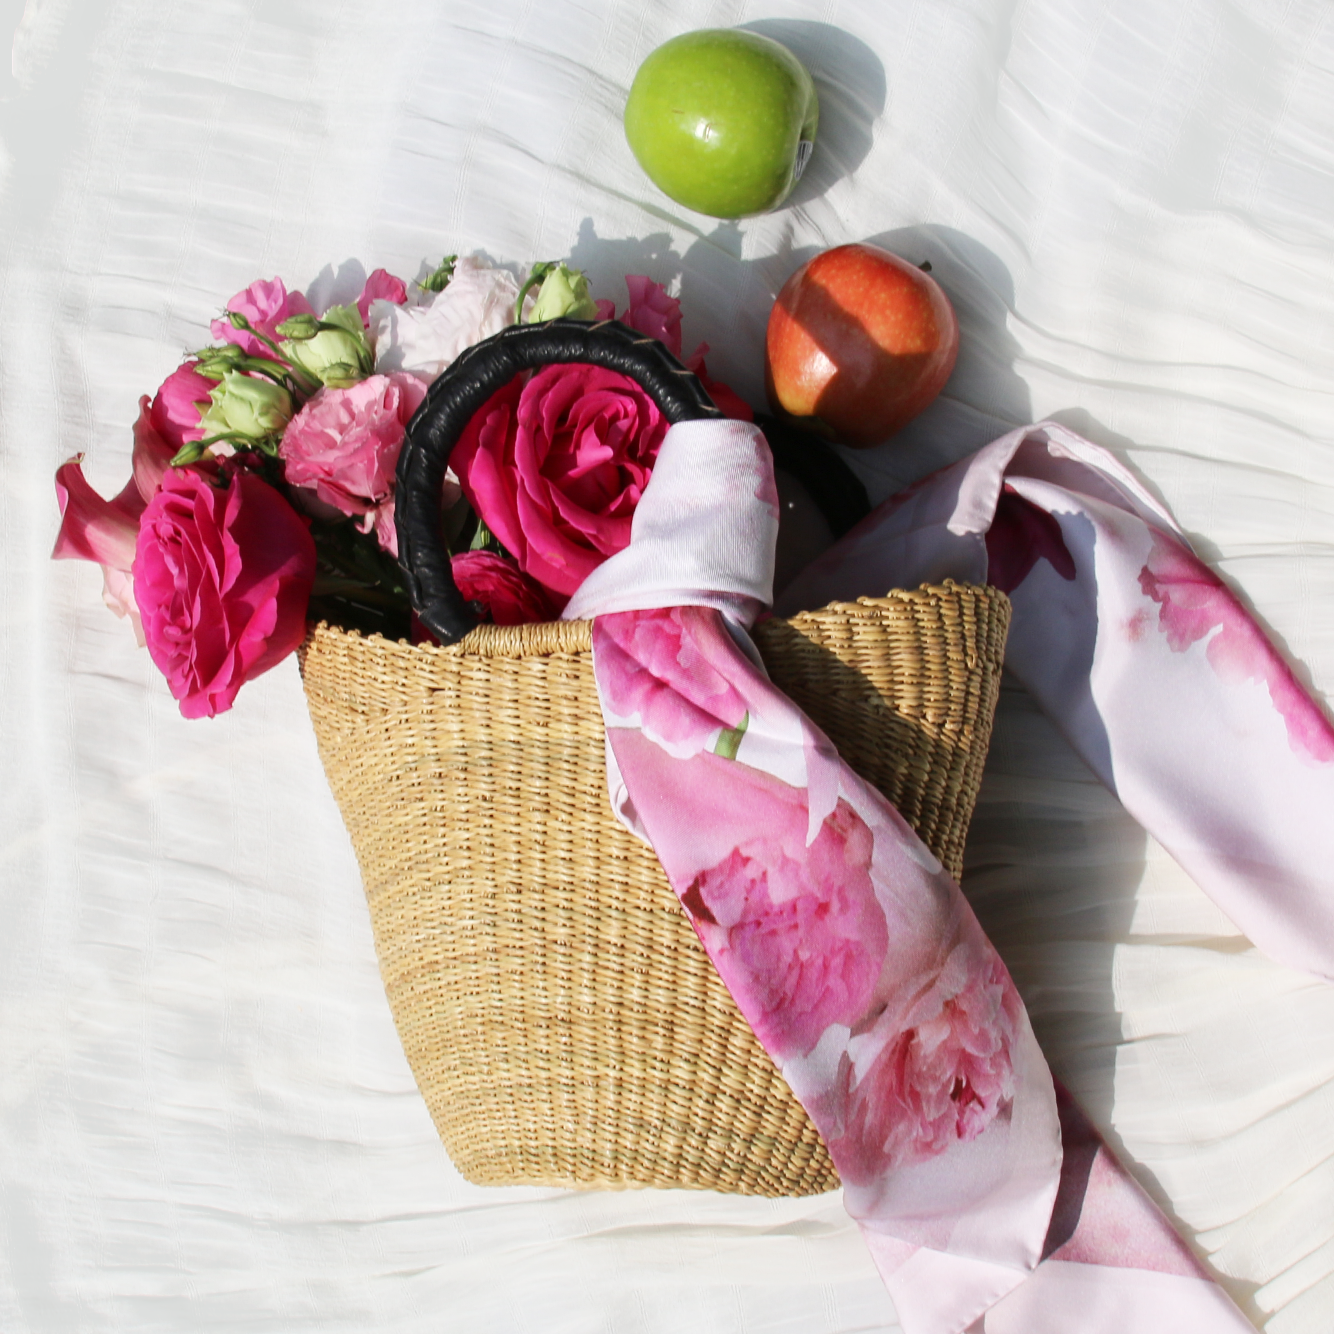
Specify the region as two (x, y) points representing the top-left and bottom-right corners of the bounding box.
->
(918, 261), (932, 272)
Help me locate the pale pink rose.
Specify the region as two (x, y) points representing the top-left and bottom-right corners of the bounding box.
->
(684, 790), (887, 1059)
(356, 268), (407, 325)
(452, 551), (559, 626)
(149, 362), (215, 454)
(279, 373), (427, 555)
(133, 468), (315, 719)
(834, 942), (1020, 1181)
(211, 277), (315, 358)
(52, 397), (180, 639)
(369, 254), (523, 380)
(592, 607), (749, 755)
(1139, 530), (1334, 762)
(453, 362), (666, 599)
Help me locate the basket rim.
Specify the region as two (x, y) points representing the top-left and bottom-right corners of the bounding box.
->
(302, 580), (1005, 661)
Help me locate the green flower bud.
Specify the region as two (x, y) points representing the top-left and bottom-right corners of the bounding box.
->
(278, 303), (373, 388)
(197, 371), (293, 443)
(527, 262), (598, 323)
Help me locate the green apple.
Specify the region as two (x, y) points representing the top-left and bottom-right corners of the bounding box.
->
(624, 29), (819, 219)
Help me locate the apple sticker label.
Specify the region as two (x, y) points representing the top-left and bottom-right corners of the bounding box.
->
(793, 139), (814, 182)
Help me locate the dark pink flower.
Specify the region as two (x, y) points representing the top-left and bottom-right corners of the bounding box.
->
(452, 550), (559, 625)
(684, 791), (888, 1059)
(356, 268), (408, 326)
(623, 274), (683, 353)
(1139, 530), (1334, 763)
(53, 398), (179, 634)
(599, 276), (753, 420)
(149, 362), (215, 454)
(834, 943), (1020, 1181)
(278, 373), (427, 556)
(593, 607), (749, 755)
(210, 277), (315, 358)
(453, 363), (667, 599)
(133, 469), (315, 718)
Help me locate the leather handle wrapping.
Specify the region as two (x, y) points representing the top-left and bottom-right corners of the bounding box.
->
(395, 316), (871, 645)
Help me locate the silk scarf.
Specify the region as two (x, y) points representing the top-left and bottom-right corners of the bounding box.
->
(562, 417), (1334, 1333)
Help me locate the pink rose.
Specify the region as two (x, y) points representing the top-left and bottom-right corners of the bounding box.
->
(149, 362), (215, 454)
(834, 942), (1020, 1181)
(278, 373), (427, 556)
(53, 397), (179, 636)
(593, 607), (749, 756)
(684, 792), (888, 1059)
(453, 363), (667, 599)
(452, 551), (559, 626)
(133, 468), (316, 718)
(211, 277), (315, 358)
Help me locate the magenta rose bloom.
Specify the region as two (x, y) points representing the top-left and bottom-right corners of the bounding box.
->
(452, 551), (559, 626)
(452, 364), (667, 599)
(149, 362), (215, 454)
(133, 468), (316, 719)
(278, 372), (427, 556)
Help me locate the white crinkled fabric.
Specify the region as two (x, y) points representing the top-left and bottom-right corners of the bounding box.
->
(5, 1), (1333, 1332)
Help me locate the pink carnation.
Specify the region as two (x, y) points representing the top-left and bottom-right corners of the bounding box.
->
(133, 468), (315, 719)
(835, 943), (1020, 1181)
(278, 373), (428, 556)
(452, 551), (558, 625)
(453, 363), (666, 599)
(211, 277), (315, 358)
(684, 793), (888, 1059)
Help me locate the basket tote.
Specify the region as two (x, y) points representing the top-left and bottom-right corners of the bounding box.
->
(299, 319), (1010, 1195)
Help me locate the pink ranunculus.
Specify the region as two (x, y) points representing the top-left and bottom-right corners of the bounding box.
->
(356, 268), (408, 326)
(133, 468), (316, 719)
(53, 398), (180, 637)
(211, 277), (315, 358)
(834, 941), (1020, 1182)
(150, 362), (216, 454)
(684, 792), (888, 1060)
(278, 372), (428, 557)
(453, 363), (667, 599)
(452, 551), (559, 626)
(593, 607), (750, 756)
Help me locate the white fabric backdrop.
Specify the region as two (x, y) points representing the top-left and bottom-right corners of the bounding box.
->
(4, 0), (1333, 1330)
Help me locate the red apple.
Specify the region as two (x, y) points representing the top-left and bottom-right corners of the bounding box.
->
(764, 243), (959, 448)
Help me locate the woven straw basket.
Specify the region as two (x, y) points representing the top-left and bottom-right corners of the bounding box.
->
(299, 320), (1011, 1196)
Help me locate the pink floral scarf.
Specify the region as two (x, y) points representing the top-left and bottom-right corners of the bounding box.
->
(562, 418), (1323, 1333)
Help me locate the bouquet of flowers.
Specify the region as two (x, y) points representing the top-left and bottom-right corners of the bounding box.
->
(53, 252), (750, 718)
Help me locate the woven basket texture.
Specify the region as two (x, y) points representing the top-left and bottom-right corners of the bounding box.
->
(298, 581), (1010, 1196)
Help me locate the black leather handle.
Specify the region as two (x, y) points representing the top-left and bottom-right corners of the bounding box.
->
(395, 317), (722, 644)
